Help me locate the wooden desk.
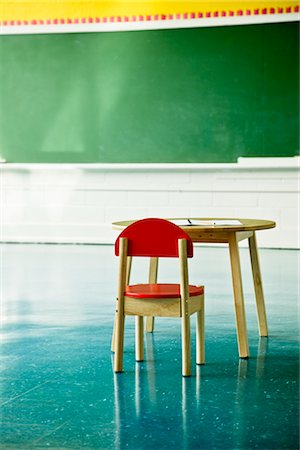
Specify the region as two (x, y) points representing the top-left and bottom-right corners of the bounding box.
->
(112, 218), (276, 358)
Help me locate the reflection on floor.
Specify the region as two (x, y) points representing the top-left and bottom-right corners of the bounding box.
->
(1, 244), (299, 449)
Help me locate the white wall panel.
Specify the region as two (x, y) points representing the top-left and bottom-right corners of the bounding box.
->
(1, 157), (299, 248)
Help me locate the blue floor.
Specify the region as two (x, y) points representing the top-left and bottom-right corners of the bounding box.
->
(1, 244), (299, 449)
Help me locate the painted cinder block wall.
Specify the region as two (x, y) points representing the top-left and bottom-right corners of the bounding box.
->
(1, 157), (299, 248)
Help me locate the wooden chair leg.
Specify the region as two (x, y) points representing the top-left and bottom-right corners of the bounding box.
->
(135, 316), (144, 362)
(196, 296), (205, 365)
(146, 257), (159, 333)
(181, 312), (191, 377)
(111, 315), (116, 353)
(112, 256), (132, 353)
(146, 317), (155, 333)
(114, 307), (125, 373)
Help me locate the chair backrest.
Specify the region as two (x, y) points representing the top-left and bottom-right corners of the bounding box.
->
(115, 218), (193, 258)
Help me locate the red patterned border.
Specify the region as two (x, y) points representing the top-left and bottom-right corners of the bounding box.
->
(1, 5), (299, 27)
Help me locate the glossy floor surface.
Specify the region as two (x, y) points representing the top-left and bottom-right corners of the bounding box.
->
(1, 244), (299, 449)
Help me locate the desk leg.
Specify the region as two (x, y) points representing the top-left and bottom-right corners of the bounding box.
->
(249, 232), (268, 337)
(228, 233), (249, 358)
(146, 257), (159, 333)
(111, 256), (132, 352)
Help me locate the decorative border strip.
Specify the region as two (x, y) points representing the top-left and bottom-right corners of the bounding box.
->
(1, 6), (299, 27)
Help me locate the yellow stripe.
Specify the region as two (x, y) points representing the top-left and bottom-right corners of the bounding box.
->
(1, 1), (299, 22)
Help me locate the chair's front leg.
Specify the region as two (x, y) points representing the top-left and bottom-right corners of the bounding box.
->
(111, 316), (116, 353)
(196, 294), (205, 365)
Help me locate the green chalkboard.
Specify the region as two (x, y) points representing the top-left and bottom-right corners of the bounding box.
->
(0, 22), (299, 163)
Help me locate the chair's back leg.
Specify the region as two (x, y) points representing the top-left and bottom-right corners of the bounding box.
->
(146, 257), (159, 333)
(135, 316), (144, 361)
(114, 238), (128, 373)
(179, 239), (191, 377)
(181, 313), (191, 376)
(111, 255), (132, 353)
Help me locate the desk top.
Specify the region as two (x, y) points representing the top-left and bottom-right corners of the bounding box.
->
(112, 218), (276, 233)
(112, 218), (276, 244)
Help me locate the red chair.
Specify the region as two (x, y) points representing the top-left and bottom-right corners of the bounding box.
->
(113, 218), (205, 376)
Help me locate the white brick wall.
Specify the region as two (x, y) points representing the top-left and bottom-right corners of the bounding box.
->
(1, 157), (299, 248)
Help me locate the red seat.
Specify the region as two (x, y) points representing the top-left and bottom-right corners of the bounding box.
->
(125, 283), (204, 299)
(112, 218), (205, 376)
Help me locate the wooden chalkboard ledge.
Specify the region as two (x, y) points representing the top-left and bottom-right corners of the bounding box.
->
(0, 157), (298, 172)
